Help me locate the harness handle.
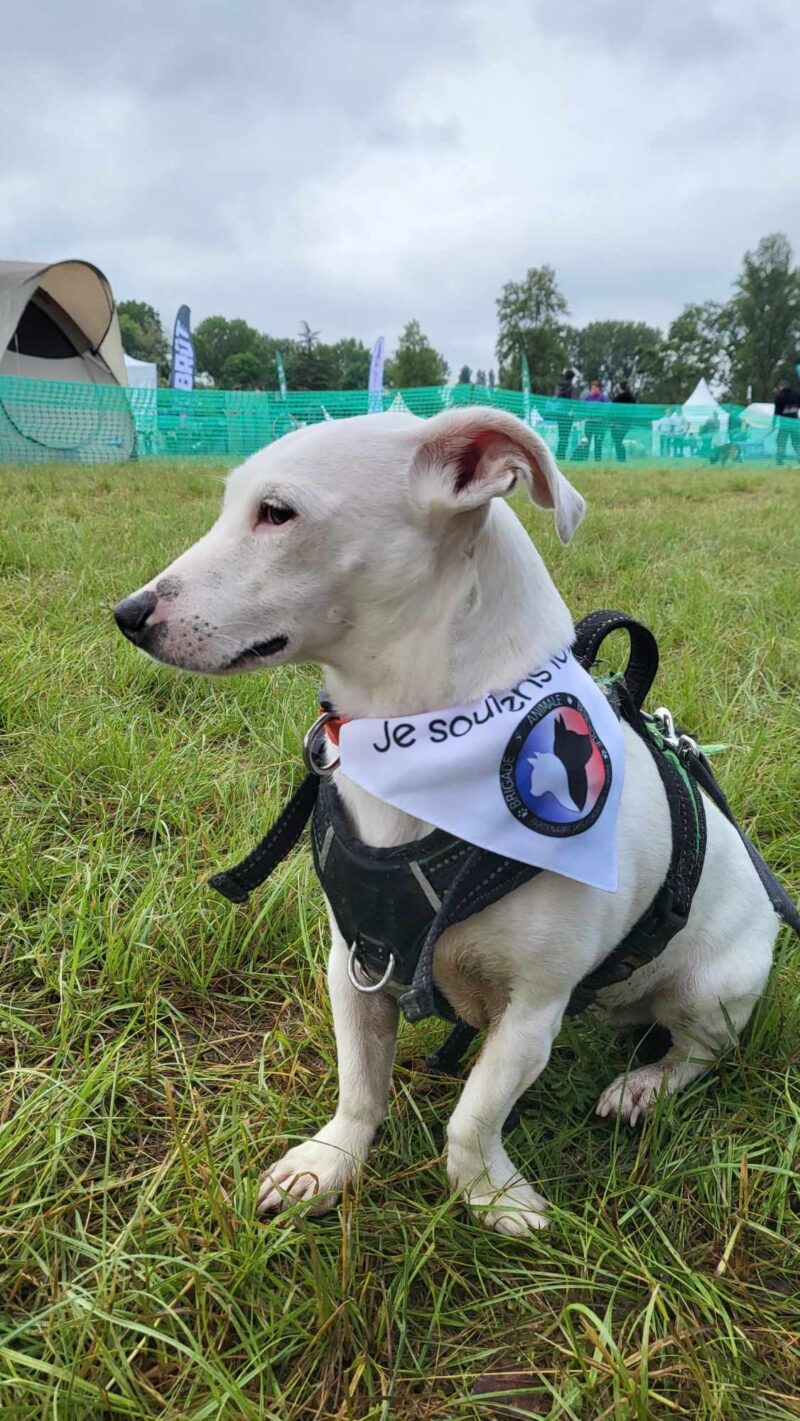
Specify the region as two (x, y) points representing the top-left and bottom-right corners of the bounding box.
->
(572, 610), (659, 711)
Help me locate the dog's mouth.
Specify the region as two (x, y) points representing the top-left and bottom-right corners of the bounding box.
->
(222, 635), (289, 671)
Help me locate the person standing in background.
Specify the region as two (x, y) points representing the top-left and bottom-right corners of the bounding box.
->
(553, 367), (578, 460)
(658, 408), (675, 458)
(581, 379), (610, 461)
(611, 378), (636, 462)
(671, 410), (690, 458)
(774, 380), (800, 464)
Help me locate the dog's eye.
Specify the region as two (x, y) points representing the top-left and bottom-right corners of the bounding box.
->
(256, 501), (296, 528)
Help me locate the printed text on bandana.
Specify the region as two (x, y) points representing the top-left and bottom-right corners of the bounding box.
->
(337, 650), (625, 892)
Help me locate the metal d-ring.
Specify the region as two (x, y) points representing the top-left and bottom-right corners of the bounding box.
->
(302, 710), (341, 776)
(347, 944), (396, 994)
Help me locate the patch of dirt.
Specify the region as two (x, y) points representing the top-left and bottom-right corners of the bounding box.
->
(164, 986), (305, 1069)
(469, 1366), (548, 1417)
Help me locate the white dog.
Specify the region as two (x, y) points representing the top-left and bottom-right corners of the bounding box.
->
(115, 408), (778, 1235)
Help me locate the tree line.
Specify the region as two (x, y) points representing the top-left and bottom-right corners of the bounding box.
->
(119, 232), (800, 402)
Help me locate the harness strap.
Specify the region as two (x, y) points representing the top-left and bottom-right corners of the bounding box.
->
(573, 610), (659, 711)
(686, 747), (800, 935)
(401, 848), (541, 1023)
(208, 773), (319, 903)
(566, 686), (707, 1013)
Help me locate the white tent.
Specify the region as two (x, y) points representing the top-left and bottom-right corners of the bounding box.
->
(682, 377), (719, 412)
(683, 377), (728, 431)
(124, 354), (159, 453)
(741, 402), (773, 427)
(650, 377), (728, 456)
(0, 259), (135, 460)
(124, 354), (157, 389)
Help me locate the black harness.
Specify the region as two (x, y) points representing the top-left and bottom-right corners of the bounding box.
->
(210, 611), (799, 1056)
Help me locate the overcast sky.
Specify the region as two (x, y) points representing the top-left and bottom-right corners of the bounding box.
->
(3, 0), (799, 372)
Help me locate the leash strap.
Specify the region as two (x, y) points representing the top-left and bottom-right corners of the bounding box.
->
(208, 773), (320, 903)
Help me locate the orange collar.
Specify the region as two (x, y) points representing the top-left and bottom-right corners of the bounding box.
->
(323, 713), (349, 747)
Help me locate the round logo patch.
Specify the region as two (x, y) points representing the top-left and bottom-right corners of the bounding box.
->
(499, 692), (612, 837)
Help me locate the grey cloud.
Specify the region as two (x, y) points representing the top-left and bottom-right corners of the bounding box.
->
(1, 0), (799, 376)
(533, 0), (742, 65)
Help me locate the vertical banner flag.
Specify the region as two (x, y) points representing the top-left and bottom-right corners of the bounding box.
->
(169, 306), (195, 390)
(521, 350), (531, 424)
(368, 336), (385, 414)
(276, 352), (288, 398)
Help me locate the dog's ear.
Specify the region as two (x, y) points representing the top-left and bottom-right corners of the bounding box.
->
(409, 407), (585, 544)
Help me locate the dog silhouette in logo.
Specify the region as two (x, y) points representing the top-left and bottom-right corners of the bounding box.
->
(528, 713), (593, 813)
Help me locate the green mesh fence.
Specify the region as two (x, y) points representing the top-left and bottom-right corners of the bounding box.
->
(0, 374), (793, 465)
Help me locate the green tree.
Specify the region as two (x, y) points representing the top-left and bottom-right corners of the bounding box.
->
(495, 266), (570, 392)
(194, 317), (267, 385)
(221, 351), (265, 389)
(117, 300), (169, 377)
(475, 368), (487, 385)
(651, 302), (731, 403)
(457, 365), (472, 384)
(572, 320), (662, 394)
(329, 337), (371, 389)
(288, 322), (337, 390)
(727, 233), (800, 401)
(386, 320), (449, 387)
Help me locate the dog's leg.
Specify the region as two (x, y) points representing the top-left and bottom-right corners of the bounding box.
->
(596, 927), (774, 1127)
(258, 931), (399, 1215)
(598, 837), (778, 1127)
(445, 995), (564, 1236)
(595, 990), (762, 1126)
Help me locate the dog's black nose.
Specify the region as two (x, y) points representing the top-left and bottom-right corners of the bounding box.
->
(114, 590), (158, 644)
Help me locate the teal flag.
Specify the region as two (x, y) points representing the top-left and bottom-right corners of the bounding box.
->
(276, 352), (288, 398)
(521, 351), (531, 423)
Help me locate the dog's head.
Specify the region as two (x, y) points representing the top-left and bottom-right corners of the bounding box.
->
(114, 407), (585, 675)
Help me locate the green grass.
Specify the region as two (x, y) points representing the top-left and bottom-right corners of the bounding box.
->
(1, 457), (798, 1421)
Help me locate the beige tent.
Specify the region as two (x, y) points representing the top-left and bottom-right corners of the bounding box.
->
(0, 259), (135, 460)
(0, 259), (128, 383)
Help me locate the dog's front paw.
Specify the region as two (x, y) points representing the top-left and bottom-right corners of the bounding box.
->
(257, 1127), (364, 1217)
(449, 1149), (549, 1236)
(466, 1181), (550, 1236)
(596, 1065), (670, 1127)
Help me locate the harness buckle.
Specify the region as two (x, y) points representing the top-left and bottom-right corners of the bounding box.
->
(347, 943), (396, 994)
(303, 711), (341, 776)
(648, 706), (699, 761)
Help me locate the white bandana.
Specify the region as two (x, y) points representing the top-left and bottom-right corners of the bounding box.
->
(337, 650), (625, 892)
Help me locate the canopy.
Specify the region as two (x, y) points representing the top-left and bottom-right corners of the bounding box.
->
(741, 402), (774, 427)
(0, 259), (128, 385)
(683, 377), (720, 411)
(124, 353), (158, 389)
(681, 376), (728, 439)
